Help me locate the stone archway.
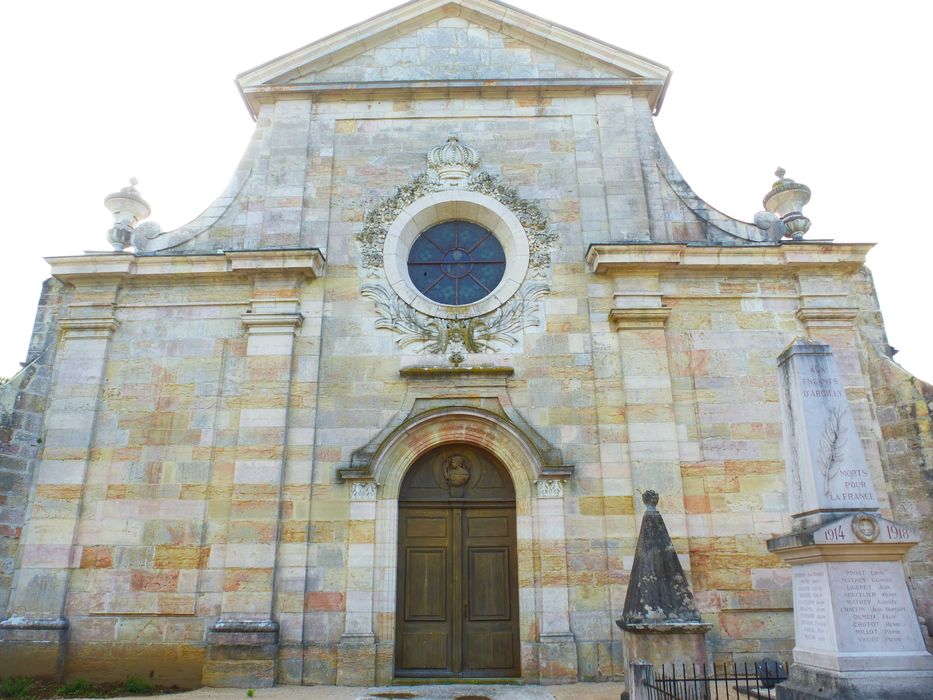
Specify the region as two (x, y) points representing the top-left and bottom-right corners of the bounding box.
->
(335, 405), (578, 686)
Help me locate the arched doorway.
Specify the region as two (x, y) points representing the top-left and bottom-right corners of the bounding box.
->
(395, 443), (520, 679)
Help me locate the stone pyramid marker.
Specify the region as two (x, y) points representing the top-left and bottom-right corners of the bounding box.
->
(767, 338), (933, 699)
(617, 490), (709, 695)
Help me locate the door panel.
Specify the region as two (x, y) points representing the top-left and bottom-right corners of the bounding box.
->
(467, 548), (510, 619)
(463, 630), (515, 671)
(400, 632), (448, 670)
(462, 509), (519, 676)
(397, 508), (453, 673)
(405, 548), (447, 620)
(396, 445), (519, 679)
(467, 515), (509, 538)
(406, 515), (448, 538)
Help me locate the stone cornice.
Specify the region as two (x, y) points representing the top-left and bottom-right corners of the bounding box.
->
(586, 242), (875, 275)
(46, 249), (325, 284)
(399, 365), (515, 379)
(241, 78), (666, 107)
(768, 543), (917, 564)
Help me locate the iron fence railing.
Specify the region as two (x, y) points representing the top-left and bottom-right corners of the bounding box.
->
(630, 660), (788, 700)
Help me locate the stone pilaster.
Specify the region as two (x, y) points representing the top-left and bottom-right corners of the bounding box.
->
(203, 282), (303, 687)
(336, 480), (378, 686)
(1, 280), (121, 678)
(594, 93), (651, 241)
(535, 478), (577, 683)
(609, 274), (686, 535)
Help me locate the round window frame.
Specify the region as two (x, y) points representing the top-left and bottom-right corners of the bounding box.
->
(383, 190), (530, 319)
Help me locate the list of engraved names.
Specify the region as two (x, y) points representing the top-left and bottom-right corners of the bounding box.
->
(795, 566), (831, 648)
(837, 564), (907, 647)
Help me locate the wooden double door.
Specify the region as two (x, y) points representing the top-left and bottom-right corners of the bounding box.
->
(395, 445), (520, 678)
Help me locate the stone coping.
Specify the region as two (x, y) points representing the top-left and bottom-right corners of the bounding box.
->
(616, 621), (712, 633)
(46, 249), (325, 283)
(586, 242), (874, 274)
(0, 616), (68, 630)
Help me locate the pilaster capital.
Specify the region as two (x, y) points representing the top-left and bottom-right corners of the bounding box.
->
(59, 317), (120, 339)
(240, 311), (304, 334)
(350, 481), (378, 501)
(536, 478), (565, 499)
(796, 307), (858, 331)
(609, 306), (671, 331)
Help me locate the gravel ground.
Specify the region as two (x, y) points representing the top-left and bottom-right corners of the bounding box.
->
(87, 683), (624, 700)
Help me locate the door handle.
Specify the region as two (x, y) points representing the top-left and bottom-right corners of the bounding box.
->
(463, 599), (469, 619)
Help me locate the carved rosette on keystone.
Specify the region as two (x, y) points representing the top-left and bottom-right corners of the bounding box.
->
(767, 339), (933, 699)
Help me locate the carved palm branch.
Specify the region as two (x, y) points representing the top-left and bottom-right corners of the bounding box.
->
(818, 407), (847, 495)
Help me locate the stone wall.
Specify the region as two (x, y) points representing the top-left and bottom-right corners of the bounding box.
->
(868, 353), (933, 646)
(0, 278), (63, 611)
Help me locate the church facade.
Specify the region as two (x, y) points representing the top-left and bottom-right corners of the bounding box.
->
(2, 0), (931, 689)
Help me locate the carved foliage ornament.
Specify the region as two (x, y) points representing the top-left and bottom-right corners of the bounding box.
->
(350, 481), (378, 501)
(851, 513), (879, 543)
(361, 282), (547, 356)
(537, 479), (564, 499)
(355, 137), (557, 356)
(356, 173), (556, 278)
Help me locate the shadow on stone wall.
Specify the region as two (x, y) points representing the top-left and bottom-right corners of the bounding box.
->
(0, 277), (64, 611)
(868, 349), (933, 649)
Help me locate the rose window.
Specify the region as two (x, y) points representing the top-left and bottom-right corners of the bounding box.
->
(407, 221), (506, 306)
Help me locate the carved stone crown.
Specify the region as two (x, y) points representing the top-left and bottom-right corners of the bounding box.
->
(427, 136), (479, 188)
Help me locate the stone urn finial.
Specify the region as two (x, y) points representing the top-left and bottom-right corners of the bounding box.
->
(763, 167), (812, 240)
(428, 135), (479, 188)
(642, 490), (659, 511)
(104, 178), (151, 251)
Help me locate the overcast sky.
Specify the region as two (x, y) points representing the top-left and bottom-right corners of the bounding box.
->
(1, 1), (930, 382)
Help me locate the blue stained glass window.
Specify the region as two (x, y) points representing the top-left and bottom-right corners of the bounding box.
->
(407, 221), (506, 305)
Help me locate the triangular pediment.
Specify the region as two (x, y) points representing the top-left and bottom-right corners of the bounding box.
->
(237, 0), (670, 115)
(284, 16), (632, 85)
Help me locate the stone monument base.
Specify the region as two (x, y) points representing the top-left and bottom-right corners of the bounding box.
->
(201, 619), (279, 688)
(777, 663), (933, 700)
(538, 633), (579, 684)
(0, 617), (68, 679)
(336, 633), (376, 686)
(621, 627), (710, 670)
(621, 626), (710, 694)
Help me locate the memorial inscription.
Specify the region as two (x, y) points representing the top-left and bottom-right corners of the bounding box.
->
(812, 514), (918, 546)
(793, 565), (832, 650)
(771, 340), (933, 696)
(830, 561), (921, 651)
(778, 341), (879, 515)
